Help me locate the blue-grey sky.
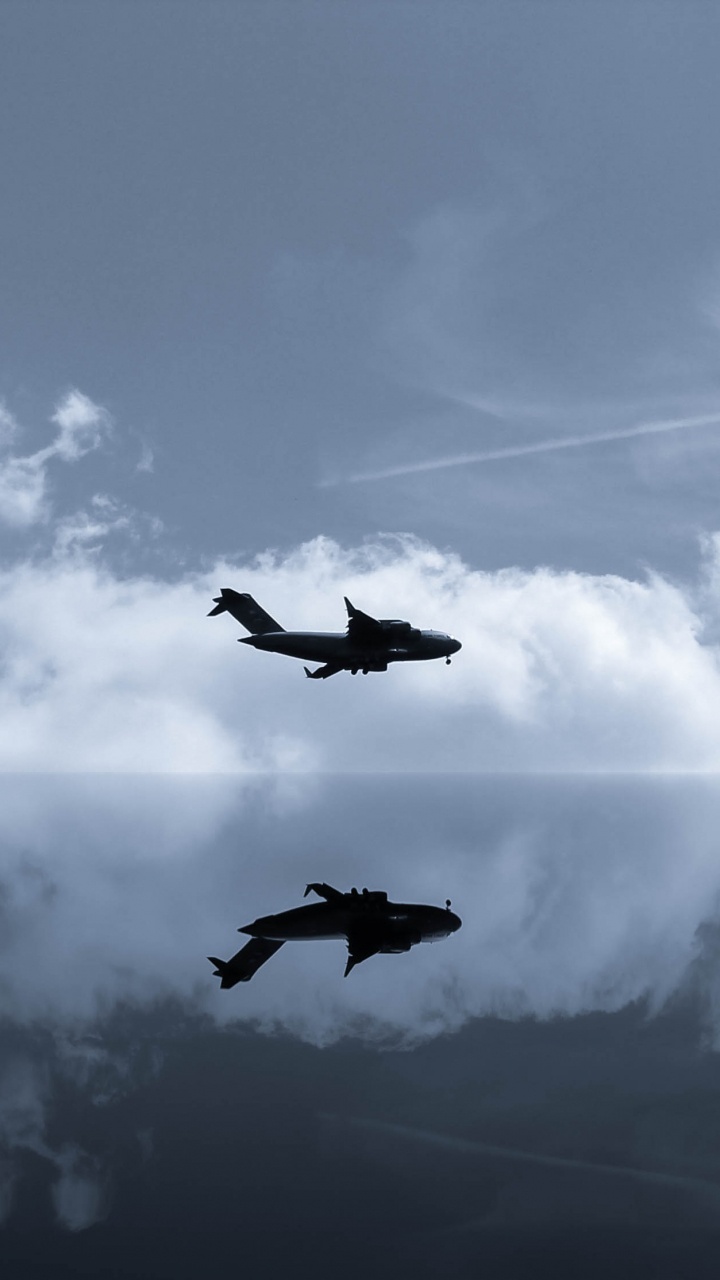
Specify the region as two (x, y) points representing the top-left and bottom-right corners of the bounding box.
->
(3, 2), (720, 575)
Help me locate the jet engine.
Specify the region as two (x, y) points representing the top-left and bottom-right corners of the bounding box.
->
(379, 620), (421, 640)
(380, 933), (422, 954)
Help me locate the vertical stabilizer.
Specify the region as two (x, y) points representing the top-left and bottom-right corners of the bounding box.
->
(208, 590), (285, 633)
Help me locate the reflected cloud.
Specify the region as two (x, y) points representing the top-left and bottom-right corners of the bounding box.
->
(0, 775), (719, 1042)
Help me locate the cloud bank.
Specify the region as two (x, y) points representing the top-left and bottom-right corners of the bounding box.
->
(0, 774), (719, 1045)
(1, 534), (720, 772)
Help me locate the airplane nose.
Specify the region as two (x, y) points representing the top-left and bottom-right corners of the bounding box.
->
(449, 638), (462, 655)
(450, 913), (462, 932)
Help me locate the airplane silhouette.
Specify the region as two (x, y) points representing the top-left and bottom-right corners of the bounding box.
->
(208, 589), (461, 679)
(208, 882), (462, 983)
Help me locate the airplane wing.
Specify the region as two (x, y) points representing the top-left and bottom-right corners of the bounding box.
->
(344, 930), (383, 977)
(304, 664), (342, 680)
(344, 598), (383, 641)
(208, 938), (285, 988)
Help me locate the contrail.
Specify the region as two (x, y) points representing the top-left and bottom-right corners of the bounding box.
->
(324, 1114), (720, 1207)
(323, 410), (720, 486)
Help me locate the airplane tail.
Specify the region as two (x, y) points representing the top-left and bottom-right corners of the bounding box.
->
(208, 589), (285, 634)
(208, 938), (285, 988)
(208, 956), (246, 990)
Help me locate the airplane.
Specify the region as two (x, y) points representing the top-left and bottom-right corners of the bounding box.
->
(208, 882), (462, 984)
(208, 589), (462, 679)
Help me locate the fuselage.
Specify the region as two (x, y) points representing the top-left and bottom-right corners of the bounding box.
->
(241, 898), (462, 946)
(240, 629), (461, 666)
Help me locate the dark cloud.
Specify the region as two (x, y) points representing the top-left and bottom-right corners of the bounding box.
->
(2, 774), (720, 1267)
(3, 1001), (720, 1277)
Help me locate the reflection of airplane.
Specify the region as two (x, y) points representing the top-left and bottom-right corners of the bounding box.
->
(208, 589), (461, 679)
(208, 882), (462, 984)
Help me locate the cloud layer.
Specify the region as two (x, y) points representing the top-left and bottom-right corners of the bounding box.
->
(0, 774), (719, 1045)
(1, 534), (720, 772)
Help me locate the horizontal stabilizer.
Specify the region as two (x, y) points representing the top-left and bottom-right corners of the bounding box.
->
(304, 882), (344, 903)
(208, 589), (285, 634)
(208, 938), (285, 988)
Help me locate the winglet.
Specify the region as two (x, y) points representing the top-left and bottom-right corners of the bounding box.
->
(344, 597), (355, 617)
(304, 667), (313, 678)
(344, 954), (357, 977)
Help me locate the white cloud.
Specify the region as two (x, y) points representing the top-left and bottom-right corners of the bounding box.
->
(51, 494), (162, 559)
(1, 533), (720, 773)
(0, 771), (718, 1046)
(0, 390), (111, 528)
(48, 390), (111, 462)
(0, 455), (49, 527)
(0, 535), (720, 1045)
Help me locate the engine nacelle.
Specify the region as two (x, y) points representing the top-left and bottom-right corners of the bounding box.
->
(379, 620), (420, 640)
(380, 927), (422, 954)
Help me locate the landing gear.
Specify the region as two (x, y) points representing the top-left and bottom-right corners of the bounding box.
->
(446, 656), (452, 665)
(362, 668), (369, 675)
(351, 668), (358, 675)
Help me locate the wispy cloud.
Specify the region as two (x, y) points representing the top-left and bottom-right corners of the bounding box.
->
(0, 1056), (107, 1231)
(324, 410), (720, 486)
(335, 1116), (720, 1206)
(136, 441), (155, 474)
(51, 494), (163, 559)
(0, 390), (111, 526)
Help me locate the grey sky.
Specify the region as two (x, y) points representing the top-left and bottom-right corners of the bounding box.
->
(3, 2), (720, 576)
(4, 2), (720, 1267)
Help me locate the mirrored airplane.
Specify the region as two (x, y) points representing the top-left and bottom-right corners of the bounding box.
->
(208, 589), (461, 679)
(208, 882), (462, 984)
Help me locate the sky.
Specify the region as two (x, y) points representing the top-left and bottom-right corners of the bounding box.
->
(3, 2), (720, 1275)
